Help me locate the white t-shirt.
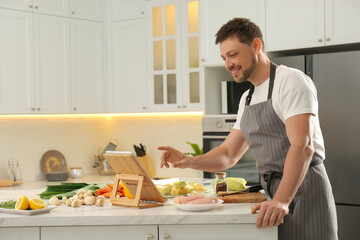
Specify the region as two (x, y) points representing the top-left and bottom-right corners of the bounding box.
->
(233, 65), (325, 159)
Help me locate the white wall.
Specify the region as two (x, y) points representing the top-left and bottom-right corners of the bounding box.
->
(0, 114), (203, 182)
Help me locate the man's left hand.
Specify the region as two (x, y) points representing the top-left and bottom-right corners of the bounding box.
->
(251, 200), (289, 228)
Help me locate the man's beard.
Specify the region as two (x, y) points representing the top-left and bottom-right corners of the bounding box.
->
(236, 54), (256, 83)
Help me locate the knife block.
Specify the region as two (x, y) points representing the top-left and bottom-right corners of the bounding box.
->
(137, 155), (155, 179)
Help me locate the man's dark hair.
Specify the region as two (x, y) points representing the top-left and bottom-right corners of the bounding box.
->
(215, 18), (264, 50)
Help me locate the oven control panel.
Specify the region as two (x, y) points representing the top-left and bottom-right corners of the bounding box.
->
(202, 115), (237, 132)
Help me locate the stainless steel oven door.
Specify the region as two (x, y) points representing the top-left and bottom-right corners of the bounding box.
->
(202, 133), (260, 185)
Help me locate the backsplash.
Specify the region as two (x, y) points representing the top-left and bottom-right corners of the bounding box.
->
(0, 114), (203, 182)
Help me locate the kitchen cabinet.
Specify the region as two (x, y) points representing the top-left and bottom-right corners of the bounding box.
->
(33, 14), (71, 113)
(199, 0), (266, 66)
(70, 19), (104, 113)
(111, 0), (146, 21)
(111, 18), (147, 113)
(69, 0), (103, 21)
(147, 0), (202, 112)
(159, 224), (276, 240)
(0, 9), (35, 114)
(266, 0), (360, 51)
(0, 227), (40, 240)
(0, 0), (70, 17)
(41, 226), (158, 240)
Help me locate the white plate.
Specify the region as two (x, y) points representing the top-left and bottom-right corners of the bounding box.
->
(0, 206), (56, 215)
(170, 199), (224, 212)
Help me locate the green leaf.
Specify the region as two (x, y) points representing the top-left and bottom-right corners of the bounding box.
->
(186, 142), (203, 156)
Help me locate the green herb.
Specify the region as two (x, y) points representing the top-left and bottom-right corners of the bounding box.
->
(39, 182), (90, 199)
(184, 141), (203, 156)
(0, 200), (17, 209)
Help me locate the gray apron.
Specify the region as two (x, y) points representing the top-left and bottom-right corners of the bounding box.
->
(240, 63), (338, 240)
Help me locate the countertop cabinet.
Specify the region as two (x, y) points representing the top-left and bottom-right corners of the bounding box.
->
(0, 227), (40, 240)
(41, 226), (158, 240)
(199, 0), (266, 66)
(266, 0), (360, 51)
(159, 224), (277, 240)
(111, 19), (148, 113)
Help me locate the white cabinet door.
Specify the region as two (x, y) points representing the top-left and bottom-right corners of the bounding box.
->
(266, 0), (324, 51)
(111, 19), (147, 113)
(33, 0), (70, 17)
(200, 0), (266, 66)
(0, 9), (35, 114)
(0, 0), (33, 12)
(159, 224), (277, 240)
(0, 227), (40, 240)
(70, 19), (104, 113)
(34, 14), (71, 113)
(325, 0), (360, 46)
(70, 0), (103, 21)
(111, 0), (146, 21)
(41, 225), (158, 240)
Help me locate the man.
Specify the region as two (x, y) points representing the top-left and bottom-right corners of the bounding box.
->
(158, 18), (337, 240)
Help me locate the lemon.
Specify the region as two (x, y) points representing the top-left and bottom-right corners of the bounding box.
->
(29, 198), (46, 210)
(15, 195), (30, 210)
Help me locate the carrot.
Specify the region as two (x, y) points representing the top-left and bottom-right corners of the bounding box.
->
(101, 185), (113, 193)
(107, 183), (124, 192)
(94, 189), (103, 197)
(107, 184), (114, 189)
(102, 192), (112, 198)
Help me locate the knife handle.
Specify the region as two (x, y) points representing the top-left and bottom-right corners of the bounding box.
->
(248, 184), (263, 192)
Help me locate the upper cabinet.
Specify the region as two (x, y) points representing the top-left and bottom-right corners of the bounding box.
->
(111, 19), (148, 113)
(70, 19), (104, 113)
(111, 0), (146, 21)
(199, 0), (266, 66)
(0, 9), (35, 114)
(147, 0), (202, 112)
(69, 0), (103, 21)
(0, 0), (70, 17)
(266, 0), (360, 52)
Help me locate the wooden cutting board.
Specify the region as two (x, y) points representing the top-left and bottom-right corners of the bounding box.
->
(218, 192), (266, 203)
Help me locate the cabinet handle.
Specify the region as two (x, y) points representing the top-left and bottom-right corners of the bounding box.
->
(201, 58), (205, 62)
(73, 107), (77, 111)
(141, 11), (144, 15)
(163, 234), (169, 239)
(318, 38), (323, 42)
(177, 105), (181, 108)
(31, 108), (35, 111)
(34, 6), (38, 9)
(142, 106), (146, 110)
(72, 11), (75, 14)
(29, 5), (33, 8)
(182, 105), (186, 108)
(37, 107), (41, 111)
(326, 37), (331, 41)
(146, 234), (153, 240)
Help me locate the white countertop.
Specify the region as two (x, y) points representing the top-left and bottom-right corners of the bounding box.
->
(0, 175), (259, 228)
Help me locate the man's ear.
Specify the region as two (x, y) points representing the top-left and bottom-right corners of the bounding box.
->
(252, 38), (262, 55)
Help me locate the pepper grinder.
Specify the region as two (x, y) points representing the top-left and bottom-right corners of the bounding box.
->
(7, 160), (14, 182)
(14, 161), (23, 184)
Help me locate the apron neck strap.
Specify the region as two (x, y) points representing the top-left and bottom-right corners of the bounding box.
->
(245, 62), (277, 106)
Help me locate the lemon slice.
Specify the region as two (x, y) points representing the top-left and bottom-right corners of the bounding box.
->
(15, 195), (30, 210)
(29, 198), (46, 210)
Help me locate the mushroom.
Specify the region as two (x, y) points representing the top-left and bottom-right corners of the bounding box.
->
(49, 196), (61, 206)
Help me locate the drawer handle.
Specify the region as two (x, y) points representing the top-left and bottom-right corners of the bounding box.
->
(146, 234), (153, 240)
(163, 234), (169, 239)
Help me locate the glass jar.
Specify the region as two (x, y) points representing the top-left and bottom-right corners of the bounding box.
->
(215, 172), (227, 193)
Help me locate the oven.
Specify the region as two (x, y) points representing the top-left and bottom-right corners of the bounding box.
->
(202, 115), (260, 185)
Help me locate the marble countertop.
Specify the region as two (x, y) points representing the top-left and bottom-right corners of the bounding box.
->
(0, 175), (259, 228)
